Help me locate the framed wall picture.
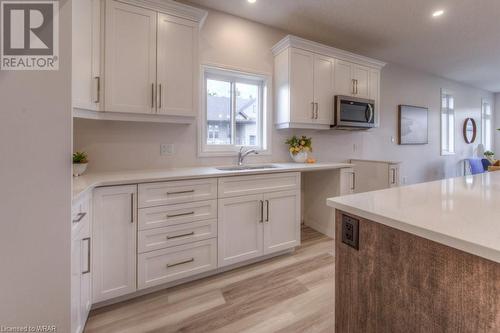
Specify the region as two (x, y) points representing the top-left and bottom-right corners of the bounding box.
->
(398, 105), (429, 145)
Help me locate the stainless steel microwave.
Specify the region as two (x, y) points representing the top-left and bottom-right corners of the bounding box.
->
(332, 95), (375, 129)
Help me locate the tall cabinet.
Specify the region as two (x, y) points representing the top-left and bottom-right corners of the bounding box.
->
(273, 35), (386, 130)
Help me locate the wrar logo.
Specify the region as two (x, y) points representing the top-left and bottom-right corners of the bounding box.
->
(1, 1), (59, 70)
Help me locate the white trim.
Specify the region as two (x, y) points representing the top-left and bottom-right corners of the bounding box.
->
(117, 0), (207, 26)
(272, 35), (386, 69)
(198, 65), (273, 157)
(481, 98), (493, 151)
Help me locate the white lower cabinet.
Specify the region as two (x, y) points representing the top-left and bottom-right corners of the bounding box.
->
(218, 173), (301, 267)
(71, 193), (91, 333)
(92, 185), (137, 303)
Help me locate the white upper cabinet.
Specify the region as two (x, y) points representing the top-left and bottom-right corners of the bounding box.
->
(72, 0), (101, 111)
(105, 1), (157, 114)
(273, 35), (385, 130)
(313, 55), (335, 125)
(289, 49), (315, 124)
(73, 0), (206, 123)
(157, 14), (198, 117)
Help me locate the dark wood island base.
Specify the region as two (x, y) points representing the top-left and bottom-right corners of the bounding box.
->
(335, 210), (500, 332)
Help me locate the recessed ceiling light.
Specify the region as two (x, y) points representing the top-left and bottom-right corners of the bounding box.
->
(247, 0), (256, 3)
(432, 10), (444, 17)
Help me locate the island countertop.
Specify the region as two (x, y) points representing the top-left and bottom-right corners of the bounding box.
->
(327, 172), (500, 263)
(73, 162), (352, 201)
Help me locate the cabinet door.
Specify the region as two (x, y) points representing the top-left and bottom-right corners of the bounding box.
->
(104, 1), (157, 114)
(71, 233), (82, 333)
(157, 13), (197, 117)
(290, 48), (315, 123)
(313, 55), (334, 125)
(218, 194), (264, 267)
(340, 168), (355, 195)
(72, 0), (100, 111)
(352, 65), (370, 99)
(93, 185), (137, 303)
(334, 59), (354, 96)
(263, 190), (300, 255)
(80, 234), (91, 326)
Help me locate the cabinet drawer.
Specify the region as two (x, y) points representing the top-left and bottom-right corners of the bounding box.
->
(138, 178), (217, 208)
(138, 200), (217, 230)
(218, 172), (300, 198)
(138, 238), (217, 289)
(138, 219), (217, 253)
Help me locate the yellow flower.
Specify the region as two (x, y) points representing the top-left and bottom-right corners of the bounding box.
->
(289, 147), (294, 152)
(303, 146), (310, 152)
(295, 147), (300, 152)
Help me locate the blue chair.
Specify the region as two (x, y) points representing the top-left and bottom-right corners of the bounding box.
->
(466, 158), (485, 175)
(481, 158), (492, 171)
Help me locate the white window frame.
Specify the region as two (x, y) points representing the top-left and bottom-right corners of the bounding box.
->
(481, 99), (493, 152)
(440, 89), (455, 155)
(198, 64), (272, 157)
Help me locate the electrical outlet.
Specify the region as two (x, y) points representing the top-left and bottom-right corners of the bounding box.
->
(341, 215), (359, 250)
(160, 144), (175, 156)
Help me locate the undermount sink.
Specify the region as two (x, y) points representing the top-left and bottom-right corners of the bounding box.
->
(216, 164), (280, 171)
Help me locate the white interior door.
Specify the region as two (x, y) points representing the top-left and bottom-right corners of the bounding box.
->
(353, 65), (370, 98)
(218, 194), (264, 267)
(92, 185), (137, 303)
(313, 55), (334, 124)
(290, 48), (315, 124)
(263, 190), (300, 255)
(157, 13), (197, 117)
(334, 59), (354, 96)
(104, 1), (157, 114)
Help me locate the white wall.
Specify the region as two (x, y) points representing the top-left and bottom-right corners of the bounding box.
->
(0, 1), (72, 331)
(496, 93), (500, 152)
(74, 7), (494, 185)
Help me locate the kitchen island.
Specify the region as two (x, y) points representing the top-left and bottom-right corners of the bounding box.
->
(327, 172), (500, 332)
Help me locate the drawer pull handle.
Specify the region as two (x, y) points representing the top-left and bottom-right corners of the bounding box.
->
(167, 232), (195, 239)
(167, 258), (194, 268)
(166, 190), (195, 195)
(72, 212), (87, 224)
(167, 211), (195, 218)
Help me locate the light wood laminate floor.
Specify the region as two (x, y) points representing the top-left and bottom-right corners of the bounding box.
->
(84, 226), (334, 333)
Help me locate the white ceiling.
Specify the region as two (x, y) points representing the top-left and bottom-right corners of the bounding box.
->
(181, 0), (500, 92)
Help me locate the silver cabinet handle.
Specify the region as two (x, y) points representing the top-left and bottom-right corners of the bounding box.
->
(94, 76), (100, 103)
(82, 237), (91, 274)
(167, 211), (195, 218)
(72, 212), (86, 224)
(391, 169), (396, 184)
(315, 103), (319, 119)
(130, 193), (134, 224)
(158, 83), (162, 109)
(355, 80), (359, 95)
(166, 190), (195, 195)
(151, 83), (155, 109)
(352, 79), (356, 95)
(311, 102), (315, 119)
(167, 258), (194, 268)
(167, 231), (194, 239)
(351, 172), (356, 190)
(367, 104), (374, 123)
(259, 200), (264, 223)
(265, 200), (270, 222)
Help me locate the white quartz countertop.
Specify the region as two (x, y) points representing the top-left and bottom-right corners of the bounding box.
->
(73, 162), (352, 201)
(327, 172), (500, 263)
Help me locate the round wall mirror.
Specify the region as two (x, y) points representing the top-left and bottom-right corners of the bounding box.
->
(463, 118), (477, 144)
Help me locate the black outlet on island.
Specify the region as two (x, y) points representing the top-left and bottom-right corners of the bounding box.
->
(341, 215), (359, 250)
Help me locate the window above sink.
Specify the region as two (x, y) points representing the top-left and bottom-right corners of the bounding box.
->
(199, 66), (272, 157)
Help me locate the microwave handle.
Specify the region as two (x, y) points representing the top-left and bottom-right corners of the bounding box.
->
(367, 104), (374, 123)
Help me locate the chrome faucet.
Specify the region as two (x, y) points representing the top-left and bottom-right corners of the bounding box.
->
(238, 147), (259, 166)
